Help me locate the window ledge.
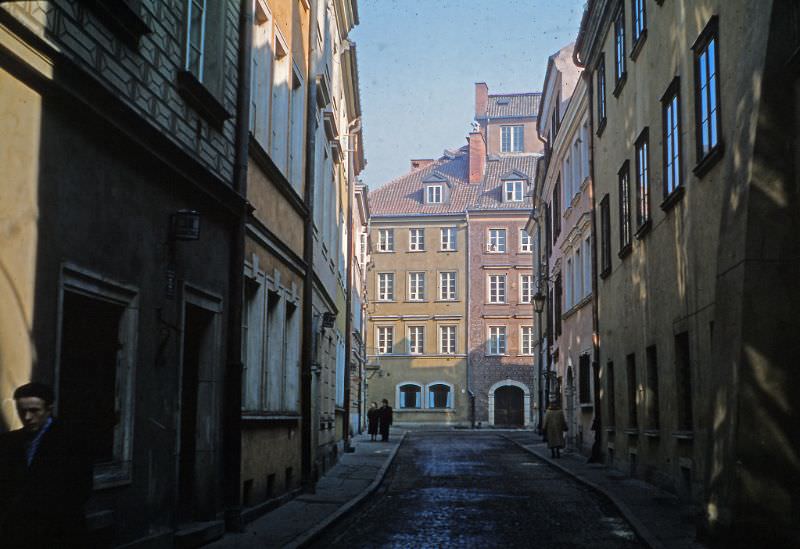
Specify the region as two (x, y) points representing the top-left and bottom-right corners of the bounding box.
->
(177, 70), (231, 129)
(617, 243), (632, 260)
(672, 430), (695, 440)
(434, 299), (460, 303)
(406, 250), (426, 253)
(579, 403), (594, 409)
(596, 117), (607, 137)
(605, 426), (616, 434)
(643, 429), (660, 438)
(612, 73), (628, 98)
(630, 30), (648, 61)
(242, 413), (301, 424)
(660, 185), (685, 212)
(439, 249), (457, 253)
(397, 408), (455, 413)
(404, 300), (429, 303)
(376, 300), (397, 303)
(377, 250), (395, 253)
(623, 428), (640, 435)
(693, 143), (724, 179)
(485, 354), (510, 357)
(634, 219), (652, 240)
(83, 0), (151, 49)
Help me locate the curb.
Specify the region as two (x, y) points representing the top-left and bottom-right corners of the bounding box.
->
(286, 431), (408, 549)
(502, 435), (665, 549)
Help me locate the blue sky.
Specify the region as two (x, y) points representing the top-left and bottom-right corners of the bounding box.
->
(350, 0), (586, 188)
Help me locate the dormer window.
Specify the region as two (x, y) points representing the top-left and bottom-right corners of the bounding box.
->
(426, 184), (443, 204)
(504, 180), (524, 202)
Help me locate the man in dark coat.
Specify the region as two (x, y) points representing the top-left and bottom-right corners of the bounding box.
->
(0, 382), (94, 548)
(378, 398), (393, 442)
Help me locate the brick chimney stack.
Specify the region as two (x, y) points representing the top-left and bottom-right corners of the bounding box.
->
(468, 130), (486, 184)
(410, 159), (435, 170)
(475, 82), (488, 119)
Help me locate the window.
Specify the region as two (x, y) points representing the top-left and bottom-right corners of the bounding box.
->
(408, 272), (425, 301)
(377, 273), (394, 301)
(408, 326), (425, 354)
(645, 345), (660, 429)
(693, 17), (722, 173)
(635, 129), (650, 229)
(675, 331), (693, 431)
(377, 326), (394, 354)
(399, 384), (421, 409)
(439, 325), (457, 355)
(519, 229), (532, 253)
(574, 247), (583, 301)
(439, 271), (457, 301)
(377, 229), (394, 252)
(631, 0), (647, 47)
(662, 78), (682, 197)
(270, 32), (290, 174)
(551, 92), (561, 138)
(243, 278), (265, 411)
(359, 232), (368, 267)
(626, 353), (638, 428)
(606, 361), (617, 427)
(264, 291), (299, 412)
(579, 354), (592, 405)
(426, 184), (443, 203)
(520, 274), (534, 304)
(563, 157), (572, 203)
(618, 161), (632, 254)
(582, 236), (592, 297)
(428, 384), (453, 409)
(289, 67), (305, 191)
(58, 266), (138, 486)
(250, 3), (273, 147)
(614, 9), (626, 87)
(488, 228), (507, 252)
(554, 274), (562, 337)
(520, 326), (534, 355)
(488, 274), (507, 304)
(488, 326), (507, 355)
(600, 194), (611, 275)
(504, 180), (524, 202)
(409, 228), (425, 251)
(565, 258), (573, 309)
(597, 56), (607, 130)
(552, 179), (561, 242)
(440, 227), (456, 251)
(501, 125), (524, 152)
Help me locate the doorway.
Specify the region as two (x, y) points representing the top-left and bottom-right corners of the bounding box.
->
(178, 302), (216, 523)
(494, 386), (524, 427)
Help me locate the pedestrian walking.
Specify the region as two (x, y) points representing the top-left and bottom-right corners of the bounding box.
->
(543, 400), (567, 458)
(378, 398), (393, 442)
(0, 382), (94, 548)
(367, 401), (380, 441)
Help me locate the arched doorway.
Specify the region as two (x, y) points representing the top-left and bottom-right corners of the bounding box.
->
(493, 386), (525, 427)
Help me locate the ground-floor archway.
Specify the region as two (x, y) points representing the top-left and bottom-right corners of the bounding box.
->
(488, 379), (531, 427)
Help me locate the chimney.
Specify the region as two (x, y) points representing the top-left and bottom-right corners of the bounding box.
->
(468, 130), (486, 184)
(410, 159), (435, 170)
(475, 82), (488, 119)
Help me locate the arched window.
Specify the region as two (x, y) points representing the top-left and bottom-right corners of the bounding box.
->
(428, 384), (453, 409)
(398, 384), (421, 409)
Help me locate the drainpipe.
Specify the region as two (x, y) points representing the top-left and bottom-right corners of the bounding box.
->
(301, 1), (318, 491)
(224, 0), (253, 532)
(465, 210), (474, 428)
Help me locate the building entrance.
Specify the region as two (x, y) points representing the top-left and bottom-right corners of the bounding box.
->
(493, 386), (524, 427)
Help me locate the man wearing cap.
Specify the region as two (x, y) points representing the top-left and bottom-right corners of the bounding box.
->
(0, 382), (93, 547)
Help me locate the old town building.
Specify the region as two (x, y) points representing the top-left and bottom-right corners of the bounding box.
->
(533, 43), (595, 452)
(0, 1), (245, 545)
(575, 0), (800, 544)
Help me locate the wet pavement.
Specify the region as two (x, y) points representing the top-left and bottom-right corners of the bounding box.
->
(312, 431), (646, 548)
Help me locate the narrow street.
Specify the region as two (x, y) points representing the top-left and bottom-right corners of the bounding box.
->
(313, 431), (645, 548)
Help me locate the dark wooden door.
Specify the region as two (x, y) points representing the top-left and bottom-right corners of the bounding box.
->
(494, 386), (524, 427)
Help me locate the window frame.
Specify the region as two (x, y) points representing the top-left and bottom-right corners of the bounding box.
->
(600, 194), (612, 277)
(488, 274), (507, 304)
(661, 77), (684, 208)
(376, 325), (394, 355)
(427, 383), (454, 409)
(634, 128), (651, 235)
(504, 180), (524, 202)
(377, 228), (394, 252)
(520, 274), (534, 304)
(692, 16), (723, 177)
(408, 325), (425, 355)
(613, 7), (627, 95)
(408, 228), (425, 252)
(438, 271), (457, 301)
(618, 160), (632, 257)
(596, 55), (608, 135)
(407, 271), (426, 301)
(630, 0), (648, 59)
(439, 325), (457, 355)
(426, 184), (443, 204)
(520, 326), (535, 356)
(440, 227), (457, 251)
(487, 228), (507, 253)
(519, 229), (532, 253)
(501, 125), (524, 153)
(487, 325), (508, 356)
(397, 383), (422, 409)
(377, 272), (395, 301)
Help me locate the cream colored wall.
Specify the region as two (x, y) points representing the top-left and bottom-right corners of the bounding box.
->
(366, 218), (470, 424)
(0, 67), (41, 429)
(485, 118), (543, 155)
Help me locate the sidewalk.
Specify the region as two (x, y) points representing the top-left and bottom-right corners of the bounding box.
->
(206, 431), (406, 549)
(504, 431), (706, 549)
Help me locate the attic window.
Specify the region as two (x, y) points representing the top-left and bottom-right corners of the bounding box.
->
(496, 98), (511, 105)
(504, 180), (524, 202)
(426, 184), (443, 204)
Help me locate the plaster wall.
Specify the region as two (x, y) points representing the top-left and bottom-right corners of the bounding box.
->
(484, 117), (543, 155)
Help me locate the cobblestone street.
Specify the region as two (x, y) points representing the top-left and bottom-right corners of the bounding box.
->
(313, 431), (645, 548)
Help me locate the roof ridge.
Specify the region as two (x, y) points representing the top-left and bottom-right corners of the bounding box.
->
(489, 92), (542, 97)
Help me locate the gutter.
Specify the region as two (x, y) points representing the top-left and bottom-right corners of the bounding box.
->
(224, 0), (254, 531)
(465, 209), (474, 428)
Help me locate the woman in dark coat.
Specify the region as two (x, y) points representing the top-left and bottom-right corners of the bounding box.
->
(543, 401), (567, 458)
(367, 402), (379, 441)
(378, 399), (393, 442)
